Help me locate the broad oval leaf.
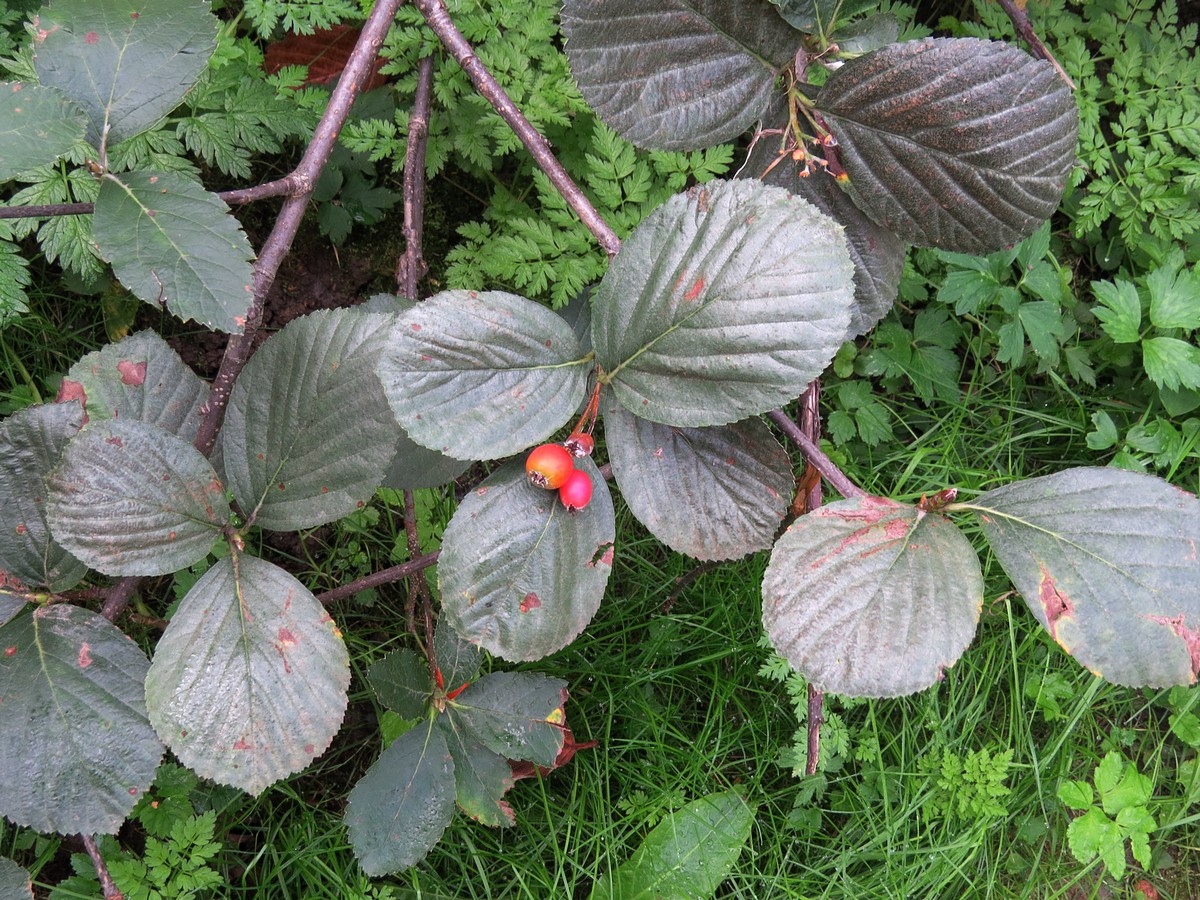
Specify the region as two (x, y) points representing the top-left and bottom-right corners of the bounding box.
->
(440, 459), (615, 661)
(93, 171), (255, 332)
(448, 671), (567, 768)
(593, 179), (854, 427)
(381, 427), (472, 491)
(0, 402), (87, 591)
(144, 555), (350, 795)
(377, 291), (589, 461)
(368, 649), (431, 720)
(46, 419), (228, 576)
(0, 856), (32, 900)
(31, 0), (218, 147)
(0, 82), (85, 180)
(0, 603), (163, 834)
(435, 715), (516, 828)
(815, 38), (1078, 253)
(762, 495), (983, 697)
(604, 395), (792, 561)
(962, 468), (1200, 687)
(561, 0), (798, 151)
(222, 309), (401, 531)
(61, 330), (208, 441)
(345, 721), (456, 876)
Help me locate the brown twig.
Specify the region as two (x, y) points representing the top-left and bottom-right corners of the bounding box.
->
(314, 551), (441, 606)
(414, 0), (622, 259)
(797, 380), (825, 777)
(82, 834), (123, 900)
(0, 178), (301, 221)
(768, 407), (865, 500)
(396, 55), (435, 299)
(661, 560), (721, 614)
(995, 0), (1076, 89)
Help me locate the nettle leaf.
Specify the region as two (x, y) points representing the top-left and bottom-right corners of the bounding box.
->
(221, 309), (401, 531)
(604, 394), (792, 561)
(93, 171), (255, 332)
(0, 857), (32, 900)
(345, 720), (456, 876)
(377, 291), (589, 461)
(0, 82), (85, 180)
(368, 649), (431, 720)
(815, 38), (1078, 254)
(435, 714), (516, 827)
(560, 0), (798, 151)
(0, 603), (163, 834)
(447, 672), (567, 768)
(593, 179), (853, 427)
(435, 618), (481, 692)
(762, 495), (983, 697)
(60, 330), (207, 442)
(46, 419), (228, 576)
(960, 468), (1200, 688)
(144, 555), (350, 795)
(0, 403), (87, 592)
(31, 0), (218, 147)
(440, 459), (615, 662)
(590, 789), (754, 900)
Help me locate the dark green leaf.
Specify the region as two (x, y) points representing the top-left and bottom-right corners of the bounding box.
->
(962, 468), (1200, 687)
(816, 38), (1078, 253)
(448, 671), (567, 768)
(763, 495), (983, 697)
(46, 419), (228, 576)
(435, 716), (515, 827)
(0, 403), (87, 591)
(1142, 337), (1200, 391)
(31, 0), (218, 147)
(769, 0), (880, 32)
(604, 395), (791, 561)
(434, 618), (481, 692)
(0, 604), (163, 833)
(345, 721), (456, 876)
(0, 857), (32, 900)
(381, 427), (472, 491)
(561, 0), (798, 150)
(833, 12), (900, 53)
(593, 179), (853, 427)
(377, 291), (588, 461)
(221, 309), (401, 531)
(144, 555), (350, 794)
(1091, 279), (1142, 343)
(368, 649), (430, 720)
(1148, 257), (1200, 330)
(440, 459), (615, 662)
(0, 82), (85, 179)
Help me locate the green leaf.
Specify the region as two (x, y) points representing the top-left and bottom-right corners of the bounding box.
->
(1056, 780), (1093, 811)
(0, 402), (88, 591)
(144, 554), (350, 795)
(768, 0), (879, 32)
(435, 715), (516, 827)
(1086, 411), (1120, 451)
(1019, 300), (1066, 363)
(0, 857), (32, 900)
(1148, 254), (1200, 330)
(593, 179), (853, 427)
(345, 720), (456, 876)
(1169, 711), (1200, 749)
(377, 291), (588, 461)
(589, 789), (754, 900)
(31, 0), (218, 147)
(816, 38), (1078, 253)
(61, 330), (208, 441)
(0, 237), (32, 327)
(46, 419), (228, 576)
(560, 0), (798, 151)
(0, 604), (163, 834)
(381, 427), (473, 491)
(221, 309), (401, 531)
(604, 396), (791, 561)
(1091, 279), (1142, 343)
(447, 671), (567, 768)
(440, 459), (615, 662)
(0, 82), (85, 179)
(1066, 807), (1124, 878)
(762, 495), (983, 697)
(434, 618), (481, 693)
(962, 468), (1200, 687)
(1142, 336), (1200, 391)
(93, 170), (255, 332)
(1095, 751), (1152, 815)
(368, 649), (430, 720)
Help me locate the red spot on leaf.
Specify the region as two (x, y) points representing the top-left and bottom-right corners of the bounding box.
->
(128, 787), (138, 795)
(14, 524), (26, 535)
(520, 593), (541, 613)
(1038, 564), (1074, 641)
(277, 627), (298, 646)
(84, 31), (98, 44)
(168, 531), (176, 540)
(277, 482), (286, 490)
(105, 436), (123, 447)
(304, 743), (315, 755)
(130, 11), (138, 18)
(410, 323), (422, 330)
(78, 643), (92, 667)
(148, 175), (157, 184)
(1146, 614), (1200, 679)
(356, 500), (364, 508)
(233, 739), (251, 750)
(257, 453), (265, 459)
(683, 277), (705, 301)
(321, 486), (329, 493)
(55, 379), (87, 415)
(4, 647), (16, 657)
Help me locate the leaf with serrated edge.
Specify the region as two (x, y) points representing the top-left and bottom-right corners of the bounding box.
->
(368, 649), (430, 720)
(592, 179), (853, 427)
(762, 495), (983, 697)
(222, 309), (401, 531)
(604, 394), (791, 561)
(93, 171), (255, 332)
(0, 82), (85, 180)
(448, 672), (567, 768)
(561, 0), (798, 151)
(377, 291), (588, 461)
(960, 468), (1200, 687)
(144, 555), (350, 795)
(46, 419), (228, 576)
(381, 427), (472, 491)
(61, 330), (208, 442)
(31, 0), (218, 147)
(435, 715), (516, 827)
(0, 402), (87, 591)
(816, 38), (1078, 253)
(434, 618), (481, 692)
(0, 604), (163, 834)
(345, 721), (456, 876)
(440, 459), (615, 661)
(0, 857), (32, 900)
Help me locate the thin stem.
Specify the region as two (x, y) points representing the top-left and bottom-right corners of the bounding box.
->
(314, 551), (441, 606)
(996, 0), (1076, 89)
(397, 55), (436, 299)
(797, 380), (824, 777)
(0, 178), (300, 221)
(768, 406), (866, 500)
(82, 834), (123, 900)
(414, 0), (622, 258)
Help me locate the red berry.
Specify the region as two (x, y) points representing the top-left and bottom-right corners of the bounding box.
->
(564, 432), (595, 458)
(558, 469), (593, 510)
(526, 443), (573, 489)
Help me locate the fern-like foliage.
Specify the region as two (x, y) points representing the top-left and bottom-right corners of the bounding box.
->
(921, 746), (1014, 823)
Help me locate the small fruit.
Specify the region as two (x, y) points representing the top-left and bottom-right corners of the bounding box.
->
(558, 469), (593, 510)
(526, 443), (573, 489)
(564, 431), (595, 458)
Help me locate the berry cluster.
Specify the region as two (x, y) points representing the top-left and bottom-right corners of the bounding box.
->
(525, 433), (595, 510)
